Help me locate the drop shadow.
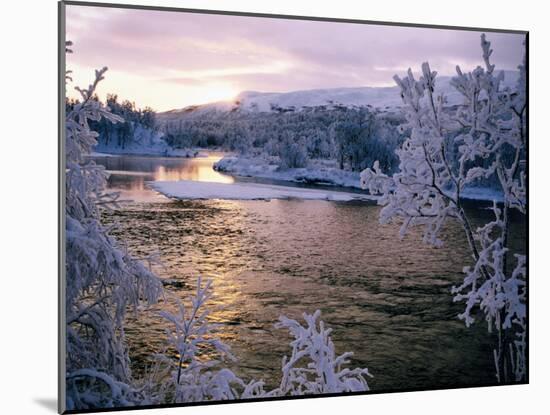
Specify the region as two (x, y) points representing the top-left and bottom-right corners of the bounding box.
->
(34, 398), (57, 413)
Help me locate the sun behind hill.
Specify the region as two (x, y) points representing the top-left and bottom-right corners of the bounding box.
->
(199, 83), (239, 104)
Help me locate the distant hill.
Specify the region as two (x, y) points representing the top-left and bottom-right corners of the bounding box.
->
(158, 70), (520, 123)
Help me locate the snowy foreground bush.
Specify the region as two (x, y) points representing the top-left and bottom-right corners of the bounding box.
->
(65, 42), (162, 409)
(64, 45), (370, 410)
(150, 278), (371, 405)
(361, 34), (527, 382)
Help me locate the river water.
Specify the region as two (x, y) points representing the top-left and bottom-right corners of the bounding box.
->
(92, 152), (526, 392)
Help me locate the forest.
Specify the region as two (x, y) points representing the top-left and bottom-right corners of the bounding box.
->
(67, 94), (158, 151)
(161, 105), (405, 173)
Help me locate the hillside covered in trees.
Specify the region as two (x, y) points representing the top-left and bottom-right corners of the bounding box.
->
(161, 105), (405, 174)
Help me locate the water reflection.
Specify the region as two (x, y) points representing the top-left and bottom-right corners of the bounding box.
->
(155, 160), (234, 183)
(106, 198), (525, 391)
(90, 153), (234, 202)
(95, 153), (527, 393)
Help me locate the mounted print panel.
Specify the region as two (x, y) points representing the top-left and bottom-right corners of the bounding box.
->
(59, 1), (528, 413)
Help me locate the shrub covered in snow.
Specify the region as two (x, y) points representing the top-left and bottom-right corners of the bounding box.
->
(274, 310), (371, 395)
(279, 132), (309, 169)
(152, 277), (265, 403)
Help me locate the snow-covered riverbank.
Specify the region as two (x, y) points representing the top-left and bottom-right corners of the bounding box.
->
(148, 180), (376, 202)
(214, 156), (362, 188)
(92, 146), (208, 158)
(149, 180), (376, 201)
(213, 155), (503, 202)
(92, 125), (209, 158)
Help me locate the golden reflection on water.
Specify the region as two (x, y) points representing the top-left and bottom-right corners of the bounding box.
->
(92, 153), (234, 202)
(154, 156), (234, 184)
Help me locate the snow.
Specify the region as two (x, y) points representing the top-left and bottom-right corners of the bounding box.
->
(65, 65), (164, 411)
(234, 87), (404, 111)
(458, 187), (504, 202)
(149, 180), (375, 201)
(215, 155), (503, 202)
(89, 151), (121, 158)
(158, 71), (519, 119)
(214, 156), (362, 188)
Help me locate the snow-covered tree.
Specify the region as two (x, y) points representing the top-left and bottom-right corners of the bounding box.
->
(65, 45), (163, 410)
(86, 93), (160, 150)
(279, 131), (309, 169)
(360, 34), (526, 382)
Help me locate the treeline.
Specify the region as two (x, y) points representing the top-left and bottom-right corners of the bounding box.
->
(66, 94), (158, 150)
(162, 106), (405, 172)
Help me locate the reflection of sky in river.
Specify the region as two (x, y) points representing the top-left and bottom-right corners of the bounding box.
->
(91, 153), (233, 203)
(95, 154), (527, 392)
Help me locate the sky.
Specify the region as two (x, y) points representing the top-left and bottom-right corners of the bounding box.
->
(65, 5), (526, 112)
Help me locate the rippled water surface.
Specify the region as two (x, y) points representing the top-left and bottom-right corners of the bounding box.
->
(93, 153), (526, 392)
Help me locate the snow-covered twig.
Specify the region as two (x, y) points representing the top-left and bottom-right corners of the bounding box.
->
(274, 310), (371, 395)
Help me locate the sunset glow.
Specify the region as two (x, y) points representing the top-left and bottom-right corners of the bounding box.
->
(195, 83), (240, 105)
(66, 5), (525, 112)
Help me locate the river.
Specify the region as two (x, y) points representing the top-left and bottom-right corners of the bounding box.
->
(92, 152), (526, 392)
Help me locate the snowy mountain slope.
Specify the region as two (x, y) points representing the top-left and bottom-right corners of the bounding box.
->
(232, 87), (403, 111)
(158, 70), (519, 121)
